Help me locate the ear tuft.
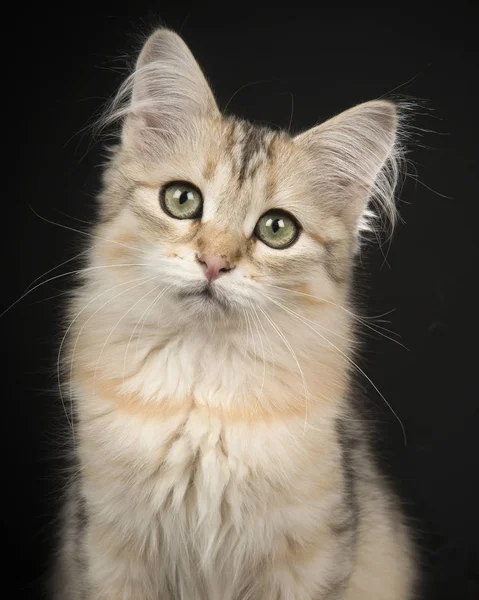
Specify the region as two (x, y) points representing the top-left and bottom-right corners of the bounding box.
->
(295, 100), (404, 244)
(99, 29), (219, 153)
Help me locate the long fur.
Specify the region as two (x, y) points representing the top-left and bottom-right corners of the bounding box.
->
(53, 28), (419, 600)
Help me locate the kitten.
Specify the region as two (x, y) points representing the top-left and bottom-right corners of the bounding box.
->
(53, 28), (418, 599)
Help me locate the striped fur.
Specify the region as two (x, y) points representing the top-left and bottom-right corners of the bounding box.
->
(53, 28), (418, 599)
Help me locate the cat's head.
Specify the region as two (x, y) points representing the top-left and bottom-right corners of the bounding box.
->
(91, 29), (401, 328)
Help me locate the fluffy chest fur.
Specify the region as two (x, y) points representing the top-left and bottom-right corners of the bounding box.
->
(73, 330), (351, 598)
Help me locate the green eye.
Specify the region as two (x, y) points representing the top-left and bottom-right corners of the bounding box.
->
(161, 182), (203, 219)
(254, 210), (300, 249)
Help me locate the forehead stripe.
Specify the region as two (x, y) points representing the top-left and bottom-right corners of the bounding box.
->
(237, 125), (270, 185)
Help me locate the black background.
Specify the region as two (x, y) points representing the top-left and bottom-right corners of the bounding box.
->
(2, 3), (478, 599)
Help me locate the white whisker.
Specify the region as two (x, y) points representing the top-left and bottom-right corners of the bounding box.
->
(24, 245), (97, 293)
(246, 301), (267, 399)
(260, 290), (407, 445)
(26, 202), (147, 253)
(249, 300), (276, 377)
(242, 305), (256, 372)
(91, 277), (165, 397)
(134, 284), (172, 366)
(1, 263), (153, 319)
(260, 282), (407, 348)
(57, 274), (153, 442)
(66, 276), (159, 417)
(255, 304), (310, 428)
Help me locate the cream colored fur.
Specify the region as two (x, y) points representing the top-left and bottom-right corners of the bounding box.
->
(53, 28), (418, 599)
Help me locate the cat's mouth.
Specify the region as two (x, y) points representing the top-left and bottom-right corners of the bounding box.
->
(176, 284), (231, 310)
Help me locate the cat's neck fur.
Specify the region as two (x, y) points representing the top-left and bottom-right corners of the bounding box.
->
(70, 272), (353, 424)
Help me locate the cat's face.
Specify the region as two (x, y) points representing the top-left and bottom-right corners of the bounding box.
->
(96, 117), (351, 323)
(92, 29), (398, 329)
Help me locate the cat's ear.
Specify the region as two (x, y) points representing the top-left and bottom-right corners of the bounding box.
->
(120, 29), (220, 153)
(294, 100), (400, 237)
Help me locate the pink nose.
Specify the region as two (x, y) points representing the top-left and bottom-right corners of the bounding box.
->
(196, 254), (235, 282)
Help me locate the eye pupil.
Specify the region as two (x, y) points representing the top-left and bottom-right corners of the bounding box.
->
(272, 219), (280, 233)
(179, 191), (189, 205)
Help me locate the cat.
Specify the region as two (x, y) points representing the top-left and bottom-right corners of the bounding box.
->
(52, 27), (418, 599)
